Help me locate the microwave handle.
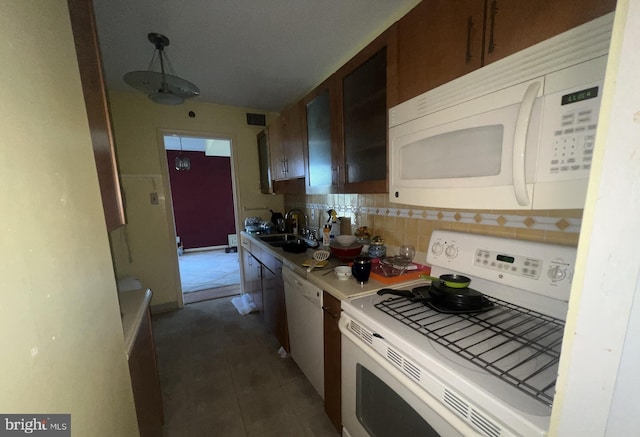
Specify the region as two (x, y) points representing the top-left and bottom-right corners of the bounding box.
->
(513, 81), (541, 206)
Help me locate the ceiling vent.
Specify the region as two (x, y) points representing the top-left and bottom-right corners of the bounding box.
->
(246, 113), (266, 126)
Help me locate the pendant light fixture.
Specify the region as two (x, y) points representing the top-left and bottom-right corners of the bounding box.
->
(175, 137), (191, 171)
(124, 33), (200, 105)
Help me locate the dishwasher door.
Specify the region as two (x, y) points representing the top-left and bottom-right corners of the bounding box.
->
(282, 266), (324, 398)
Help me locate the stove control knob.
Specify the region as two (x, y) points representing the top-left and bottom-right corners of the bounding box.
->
(431, 242), (444, 256)
(445, 245), (458, 259)
(547, 265), (566, 281)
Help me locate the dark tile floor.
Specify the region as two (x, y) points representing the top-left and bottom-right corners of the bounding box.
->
(153, 296), (339, 437)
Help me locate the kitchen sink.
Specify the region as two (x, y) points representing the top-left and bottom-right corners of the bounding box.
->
(258, 233), (299, 244)
(258, 233), (318, 248)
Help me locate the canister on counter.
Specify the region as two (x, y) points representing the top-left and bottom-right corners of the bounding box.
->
(339, 216), (351, 235)
(368, 236), (386, 259)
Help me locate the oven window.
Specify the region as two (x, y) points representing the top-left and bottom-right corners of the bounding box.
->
(356, 364), (440, 437)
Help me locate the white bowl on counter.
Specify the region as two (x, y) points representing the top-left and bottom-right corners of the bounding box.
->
(335, 235), (356, 246)
(334, 266), (352, 280)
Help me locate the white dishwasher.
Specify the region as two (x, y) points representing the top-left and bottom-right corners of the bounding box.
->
(282, 265), (324, 399)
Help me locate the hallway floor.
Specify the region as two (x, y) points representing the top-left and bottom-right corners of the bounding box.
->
(153, 296), (338, 437)
(178, 249), (240, 293)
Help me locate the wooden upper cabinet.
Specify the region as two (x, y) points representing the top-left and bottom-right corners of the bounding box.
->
(268, 116), (284, 181)
(393, 0), (617, 107)
(270, 101), (305, 181)
(257, 130), (273, 194)
(342, 48), (387, 189)
(394, 0), (485, 106)
(336, 29), (393, 194)
(304, 77), (340, 194)
(483, 0), (617, 65)
(283, 100), (305, 178)
(68, 0), (125, 231)
(300, 28), (395, 195)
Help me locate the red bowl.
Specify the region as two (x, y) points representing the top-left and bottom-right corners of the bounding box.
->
(330, 242), (363, 260)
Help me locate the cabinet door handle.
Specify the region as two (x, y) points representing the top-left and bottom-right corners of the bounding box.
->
(284, 158), (289, 174)
(331, 166), (340, 186)
(322, 306), (340, 319)
(465, 16), (474, 64)
(488, 0), (498, 54)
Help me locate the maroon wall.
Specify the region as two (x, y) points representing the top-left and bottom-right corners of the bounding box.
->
(167, 150), (236, 249)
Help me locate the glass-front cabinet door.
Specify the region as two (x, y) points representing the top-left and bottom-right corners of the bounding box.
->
(342, 47), (387, 188)
(302, 29), (392, 195)
(305, 87), (336, 193)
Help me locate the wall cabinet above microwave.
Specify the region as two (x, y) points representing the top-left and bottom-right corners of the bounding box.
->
(393, 0), (617, 107)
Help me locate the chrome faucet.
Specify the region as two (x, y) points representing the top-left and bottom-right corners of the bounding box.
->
(285, 208), (308, 234)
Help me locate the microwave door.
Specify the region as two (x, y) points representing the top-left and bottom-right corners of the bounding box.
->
(399, 125), (504, 180)
(389, 79), (544, 210)
(390, 109), (525, 209)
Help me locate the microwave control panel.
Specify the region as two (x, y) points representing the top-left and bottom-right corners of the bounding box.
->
(538, 79), (603, 182)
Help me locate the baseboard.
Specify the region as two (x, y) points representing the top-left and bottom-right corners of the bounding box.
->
(150, 301), (180, 314)
(184, 245), (227, 253)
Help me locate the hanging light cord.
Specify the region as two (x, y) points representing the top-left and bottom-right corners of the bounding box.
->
(148, 42), (173, 94)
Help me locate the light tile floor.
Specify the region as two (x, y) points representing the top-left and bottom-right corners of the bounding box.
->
(153, 296), (338, 437)
(179, 249), (241, 293)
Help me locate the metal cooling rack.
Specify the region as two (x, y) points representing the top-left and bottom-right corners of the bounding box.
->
(375, 295), (565, 406)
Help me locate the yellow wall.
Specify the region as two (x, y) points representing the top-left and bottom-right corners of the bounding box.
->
(0, 2), (138, 434)
(108, 91), (281, 308)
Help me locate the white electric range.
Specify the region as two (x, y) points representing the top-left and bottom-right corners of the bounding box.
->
(340, 230), (576, 437)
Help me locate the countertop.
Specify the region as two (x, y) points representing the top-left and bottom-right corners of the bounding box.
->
(242, 231), (426, 301)
(118, 287), (153, 359)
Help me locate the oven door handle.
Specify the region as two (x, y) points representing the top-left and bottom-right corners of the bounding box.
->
(339, 315), (479, 436)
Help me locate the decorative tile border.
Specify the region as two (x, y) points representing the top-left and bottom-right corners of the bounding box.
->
(291, 202), (581, 234)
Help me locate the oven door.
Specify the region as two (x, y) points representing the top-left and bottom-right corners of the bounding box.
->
(340, 317), (476, 437)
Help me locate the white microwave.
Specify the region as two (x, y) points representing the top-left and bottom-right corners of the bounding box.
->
(389, 14), (613, 210)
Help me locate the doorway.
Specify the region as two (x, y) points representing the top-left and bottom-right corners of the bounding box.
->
(163, 133), (241, 304)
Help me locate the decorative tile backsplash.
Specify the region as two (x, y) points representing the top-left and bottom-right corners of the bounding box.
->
(285, 193), (582, 257)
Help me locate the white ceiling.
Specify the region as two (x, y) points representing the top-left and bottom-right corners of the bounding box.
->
(91, 0), (421, 112)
